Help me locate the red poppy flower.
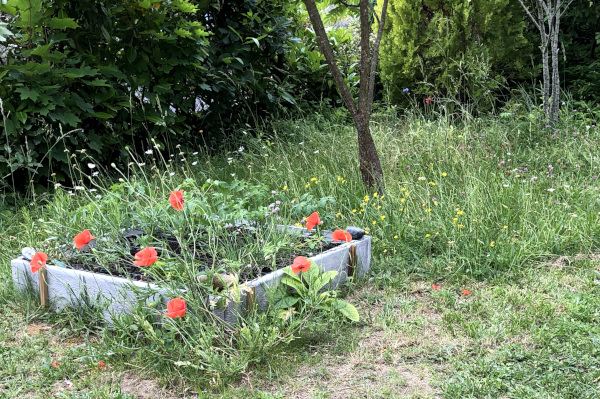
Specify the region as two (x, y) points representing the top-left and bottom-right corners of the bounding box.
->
(165, 298), (186, 318)
(51, 360), (60, 369)
(461, 290), (471, 295)
(73, 229), (95, 250)
(305, 212), (323, 232)
(169, 190), (184, 211)
(431, 284), (441, 290)
(425, 97), (432, 104)
(133, 247), (158, 266)
(291, 256), (311, 274)
(332, 229), (352, 242)
(30, 252), (48, 273)
(97, 361), (107, 370)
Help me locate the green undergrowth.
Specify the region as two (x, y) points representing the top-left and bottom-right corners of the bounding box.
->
(1, 108), (600, 396)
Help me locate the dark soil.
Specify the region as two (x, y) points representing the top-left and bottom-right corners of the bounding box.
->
(57, 226), (342, 284)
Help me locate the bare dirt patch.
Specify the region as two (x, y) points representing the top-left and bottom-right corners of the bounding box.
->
(119, 372), (197, 399)
(25, 322), (52, 336)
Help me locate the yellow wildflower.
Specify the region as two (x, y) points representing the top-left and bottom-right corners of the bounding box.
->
(425, 234), (430, 238)
(394, 235), (398, 239)
(457, 224), (464, 228)
(373, 192), (378, 198)
(490, 241), (495, 248)
(364, 195), (369, 202)
(425, 208), (431, 213)
(310, 177), (317, 182)
(503, 225), (508, 229)
(305, 184), (310, 189)
(365, 229), (370, 234)
(400, 198), (405, 203)
(457, 211), (464, 216)
(377, 206), (382, 210)
(337, 177), (342, 182)
(381, 215), (386, 220)
(352, 209), (357, 213)
(442, 172), (447, 177)
(429, 181), (436, 186)
(283, 185), (287, 191)
(453, 217), (458, 223)
(372, 221), (377, 225)
(335, 212), (341, 218)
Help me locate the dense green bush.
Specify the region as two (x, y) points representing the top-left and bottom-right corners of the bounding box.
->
(0, 0), (298, 191)
(378, 0), (532, 110)
(556, 2), (600, 101)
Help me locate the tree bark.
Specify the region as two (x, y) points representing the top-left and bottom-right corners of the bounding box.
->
(550, 0), (561, 124)
(539, 2), (550, 119)
(356, 118), (384, 189)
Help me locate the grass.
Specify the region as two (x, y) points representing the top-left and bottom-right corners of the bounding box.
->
(1, 106), (600, 397)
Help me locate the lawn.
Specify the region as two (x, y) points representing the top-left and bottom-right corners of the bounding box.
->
(1, 108), (600, 398)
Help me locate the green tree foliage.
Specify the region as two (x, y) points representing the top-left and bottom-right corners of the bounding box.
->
(377, 0), (532, 109)
(0, 0), (297, 190)
(557, 1), (600, 101)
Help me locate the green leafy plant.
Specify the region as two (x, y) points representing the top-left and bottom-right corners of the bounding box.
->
(271, 258), (359, 322)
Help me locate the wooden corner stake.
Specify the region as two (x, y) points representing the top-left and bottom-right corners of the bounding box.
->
(39, 267), (49, 308)
(246, 286), (256, 310)
(348, 245), (357, 278)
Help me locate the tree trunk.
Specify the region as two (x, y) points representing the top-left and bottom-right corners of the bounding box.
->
(550, 1), (561, 124)
(356, 117), (384, 190)
(302, 0), (385, 191)
(541, 45), (550, 119)
(538, 3), (550, 119)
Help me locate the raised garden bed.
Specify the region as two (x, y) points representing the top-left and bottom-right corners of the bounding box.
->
(11, 225), (371, 323)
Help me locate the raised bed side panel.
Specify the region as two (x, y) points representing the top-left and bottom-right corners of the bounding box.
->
(11, 257), (159, 321)
(248, 235), (371, 311)
(355, 236), (372, 277)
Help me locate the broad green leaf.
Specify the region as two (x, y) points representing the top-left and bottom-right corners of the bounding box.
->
(48, 18), (80, 30)
(15, 87), (39, 101)
(314, 270), (338, 292)
(137, 0), (152, 8)
(282, 266), (302, 281)
(30, 43), (51, 56)
(280, 276), (307, 296)
(273, 295), (299, 310)
(49, 110), (81, 127)
(332, 299), (359, 322)
(174, 28), (192, 38)
(173, 0), (197, 13)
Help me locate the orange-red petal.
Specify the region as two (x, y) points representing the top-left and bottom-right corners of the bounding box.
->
(290, 256), (311, 274)
(133, 246), (158, 266)
(30, 252), (48, 273)
(165, 298), (186, 318)
(169, 190), (184, 211)
(73, 229), (95, 250)
(332, 229), (352, 242)
(305, 212), (322, 232)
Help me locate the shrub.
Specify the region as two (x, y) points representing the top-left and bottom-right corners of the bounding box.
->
(377, 0), (532, 111)
(0, 0), (298, 191)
